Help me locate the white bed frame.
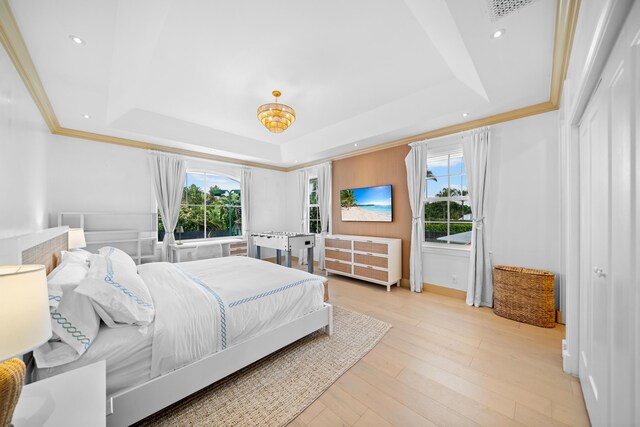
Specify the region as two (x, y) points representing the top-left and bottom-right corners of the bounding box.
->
(106, 304), (333, 426)
(3, 227), (333, 427)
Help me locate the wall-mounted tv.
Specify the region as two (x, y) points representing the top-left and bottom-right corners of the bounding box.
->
(340, 185), (392, 222)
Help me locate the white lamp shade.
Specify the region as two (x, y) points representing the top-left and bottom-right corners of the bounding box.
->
(68, 228), (87, 249)
(0, 265), (52, 361)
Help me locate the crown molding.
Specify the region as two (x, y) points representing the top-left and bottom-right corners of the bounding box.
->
(53, 127), (288, 171)
(1, 0), (579, 173)
(0, 0), (58, 131)
(283, 101), (557, 172)
(550, 0), (581, 107)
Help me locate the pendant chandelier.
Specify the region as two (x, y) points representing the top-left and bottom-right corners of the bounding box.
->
(257, 90), (296, 133)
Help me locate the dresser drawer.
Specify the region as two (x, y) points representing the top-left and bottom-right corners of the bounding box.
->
(325, 239), (351, 250)
(353, 241), (388, 255)
(354, 266), (388, 282)
(326, 260), (352, 274)
(325, 249), (351, 262)
(230, 242), (247, 249)
(354, 253), (388, 269)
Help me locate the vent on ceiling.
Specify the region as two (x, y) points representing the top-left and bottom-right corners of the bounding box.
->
(485, 0), (539, 21)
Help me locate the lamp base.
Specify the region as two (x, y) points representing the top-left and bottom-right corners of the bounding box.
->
(0, 358), (25, 427)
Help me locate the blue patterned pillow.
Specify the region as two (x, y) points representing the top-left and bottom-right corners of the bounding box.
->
(75, 252), (155, 327)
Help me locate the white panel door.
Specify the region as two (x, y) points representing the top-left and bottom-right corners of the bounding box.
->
(579, 84), (611, 427)
(577, 4), (640, 425)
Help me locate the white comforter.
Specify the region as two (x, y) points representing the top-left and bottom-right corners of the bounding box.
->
(137, 256), (325, 377)
(36, 257), (326, 394)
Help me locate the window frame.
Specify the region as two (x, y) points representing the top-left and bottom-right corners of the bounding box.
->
(423, 149), (472, 249)
(158, 170), (243, 243)
(307, 176), (321, 235)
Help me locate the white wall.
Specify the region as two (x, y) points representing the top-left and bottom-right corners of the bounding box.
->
(46, 137), (154, 225)
(422, 110), (560, 291)
(0, 42), (50, 238)
(43, 138), (289, 258)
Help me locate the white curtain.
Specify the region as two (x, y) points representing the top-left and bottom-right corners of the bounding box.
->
(149, 152), (186, 261)
(297, 169), (309, 264)
(316, 162), (332, 270)
(404, 143), (428, 292)
(240, 167), (252, 256)
(463, 127), (492, 307)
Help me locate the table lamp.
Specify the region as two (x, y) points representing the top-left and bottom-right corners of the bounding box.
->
(68, 228), (86, 249)
(0, 265), (51, 426)
(176, 226), (184, 245)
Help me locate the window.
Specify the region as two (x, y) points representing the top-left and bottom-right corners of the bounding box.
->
(424, 151), (472, 245)
(158, 171), (242, 241)
(308, 177), (321, 234)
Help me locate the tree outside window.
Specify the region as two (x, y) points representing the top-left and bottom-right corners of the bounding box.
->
(308, 178), (321, 234)
(424, 152), (472, 245)
(158, 172), (242, 241)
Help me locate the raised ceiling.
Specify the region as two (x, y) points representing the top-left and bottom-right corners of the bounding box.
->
(8, 0), (556, 167)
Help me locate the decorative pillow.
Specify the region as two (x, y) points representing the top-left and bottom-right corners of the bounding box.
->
(98, 246), (137, 273)
(75, 253), (154, 326)
(34, 282), (100, 368)
(47, 255), (90, 308)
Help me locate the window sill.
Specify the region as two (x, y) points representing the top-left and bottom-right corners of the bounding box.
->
(421, 244), (471, 256)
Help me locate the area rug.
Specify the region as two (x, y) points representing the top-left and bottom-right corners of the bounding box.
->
(136, 306), (391, 427)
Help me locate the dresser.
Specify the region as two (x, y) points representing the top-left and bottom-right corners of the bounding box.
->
(324, 234), (402, 291)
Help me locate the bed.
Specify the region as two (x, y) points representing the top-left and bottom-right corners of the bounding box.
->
(4, 227), (332, 427)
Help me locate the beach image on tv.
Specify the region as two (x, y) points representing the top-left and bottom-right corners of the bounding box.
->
(340, 185), (392, 222)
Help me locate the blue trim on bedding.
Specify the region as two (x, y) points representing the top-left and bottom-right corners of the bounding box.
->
(50, 310), (91, 350)
(103, 248), (153, 309)
(48, 295), (62, 302)
(228, 278), (324, 308)
(174, 265), (227, 350)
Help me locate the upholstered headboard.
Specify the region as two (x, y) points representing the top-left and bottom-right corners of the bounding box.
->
(0, 227), (69, 273)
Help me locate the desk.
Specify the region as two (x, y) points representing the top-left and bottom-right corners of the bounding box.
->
(12, 361), (106, 427)
(169, 238), (248, 262)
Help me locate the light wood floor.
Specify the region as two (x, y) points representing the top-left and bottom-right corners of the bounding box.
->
(288, 271), (590, 427)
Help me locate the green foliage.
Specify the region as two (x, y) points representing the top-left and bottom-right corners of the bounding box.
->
(424, 185), (472, 243)
(159, 182), (242, 240)
(340, 189), (355, 209)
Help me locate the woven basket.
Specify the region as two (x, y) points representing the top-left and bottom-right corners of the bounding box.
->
(0, 358), (26, 427)
(493, 265), (555, 328)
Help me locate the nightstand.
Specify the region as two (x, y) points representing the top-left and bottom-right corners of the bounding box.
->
(12, 360), (106, 427)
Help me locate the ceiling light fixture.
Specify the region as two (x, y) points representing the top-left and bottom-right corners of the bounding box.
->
(491, 29), (506, 39)
(257, 90), (296, 133)
(82, 114), (91, 119)
(354, 143), (358, 147)
(462, 112), (469, 117)
(69, 35), (84, 45)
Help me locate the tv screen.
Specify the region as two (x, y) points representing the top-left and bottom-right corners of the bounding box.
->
(340, 185), (392, 222)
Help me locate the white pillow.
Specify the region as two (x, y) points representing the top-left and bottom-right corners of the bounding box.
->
(98, 247), (137, 273)
(75, 254), (154, 326)
(61, 249), (92, 265)
(34, 283), (100, 368)
(47, 256), (90, 308)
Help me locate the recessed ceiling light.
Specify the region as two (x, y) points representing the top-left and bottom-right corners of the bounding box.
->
(491, 29), (505, 39)
(462, 112), (469, 117)
(294, 160), (298, 163)
(69, 35), (84, 45)
(354, 143), (358, 147)
(82, 114), (91, 119)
